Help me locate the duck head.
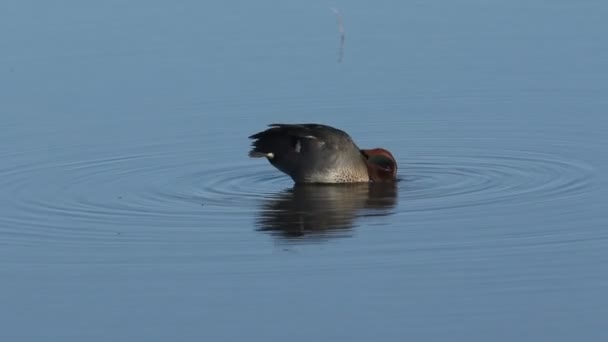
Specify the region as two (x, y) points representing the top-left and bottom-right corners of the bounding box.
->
(361, 148), (398, 182)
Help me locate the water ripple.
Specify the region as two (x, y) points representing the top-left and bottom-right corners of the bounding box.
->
(399, 149), (593, 212)
(0, 144), (594, 246)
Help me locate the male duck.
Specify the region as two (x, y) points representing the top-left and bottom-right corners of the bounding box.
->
(249, 124), (397, 183)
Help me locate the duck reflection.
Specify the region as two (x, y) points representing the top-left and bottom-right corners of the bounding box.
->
(256, 183), (397, 240)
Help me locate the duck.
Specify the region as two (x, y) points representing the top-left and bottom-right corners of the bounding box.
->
(248, 124), (397, 183)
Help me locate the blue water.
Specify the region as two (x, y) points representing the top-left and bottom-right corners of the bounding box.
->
(1, 1), (607, 341)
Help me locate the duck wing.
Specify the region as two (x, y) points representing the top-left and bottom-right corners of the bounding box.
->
(248, 123), (361, 178)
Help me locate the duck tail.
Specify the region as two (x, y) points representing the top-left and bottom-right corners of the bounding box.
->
(248, 127), (284, 159)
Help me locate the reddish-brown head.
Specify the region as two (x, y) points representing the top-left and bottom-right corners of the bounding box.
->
(361, 148), (398, 182)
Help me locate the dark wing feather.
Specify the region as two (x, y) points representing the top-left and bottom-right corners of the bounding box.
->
(248, 124), (359, 177)
(249, 124), (325, 157)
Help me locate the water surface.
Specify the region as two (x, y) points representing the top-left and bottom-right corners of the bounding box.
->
(1, 0), (607, 341)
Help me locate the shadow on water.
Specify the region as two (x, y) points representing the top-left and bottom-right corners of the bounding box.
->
(256, 182), (398, 240)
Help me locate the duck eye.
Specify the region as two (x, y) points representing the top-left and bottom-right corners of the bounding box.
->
(368, 155), (394, 171)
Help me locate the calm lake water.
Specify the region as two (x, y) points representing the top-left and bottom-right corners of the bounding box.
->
(1, 0), (607, 341)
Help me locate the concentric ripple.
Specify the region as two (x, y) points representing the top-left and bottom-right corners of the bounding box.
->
(398, 149), (594, 212)
(0, 141), (594, 246)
